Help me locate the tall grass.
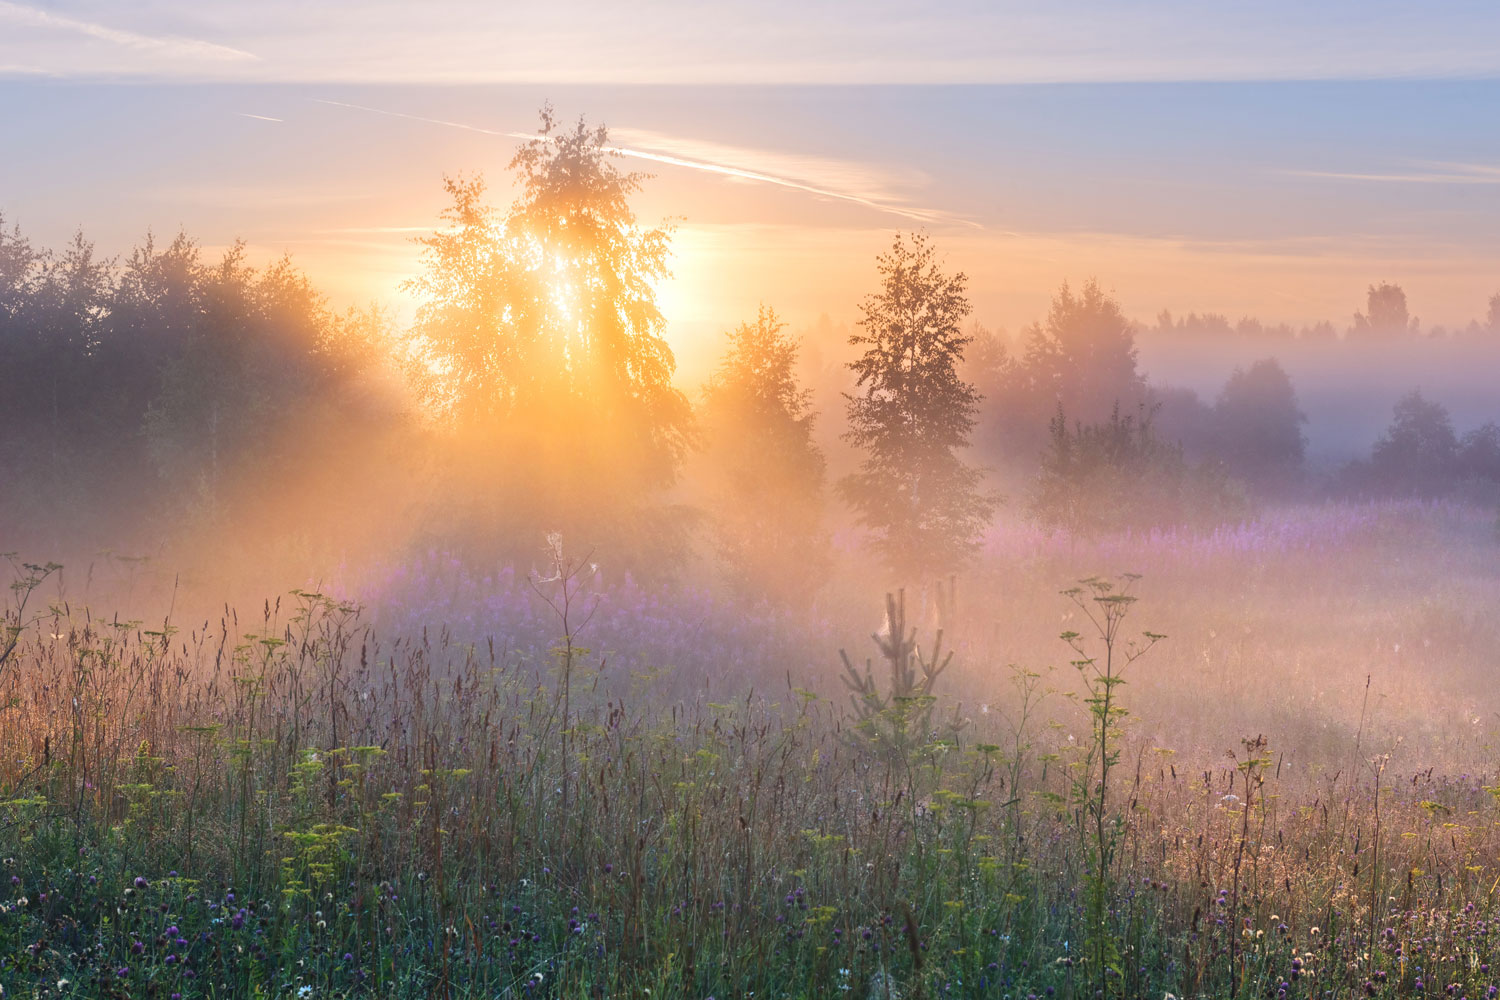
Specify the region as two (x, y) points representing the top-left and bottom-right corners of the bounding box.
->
(3, 504), (1500, 998)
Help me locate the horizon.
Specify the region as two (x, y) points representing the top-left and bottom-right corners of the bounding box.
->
(6, 1), (1500, 381)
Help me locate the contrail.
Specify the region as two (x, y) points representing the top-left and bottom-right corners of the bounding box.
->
(0, 1), (257, 63)
(238, 113), (283, 123)
(313, 98), (973, 227)
(1280, 162), (1500, 185)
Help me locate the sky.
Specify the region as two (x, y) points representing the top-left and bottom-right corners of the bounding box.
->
(4, 1), (1500, 377)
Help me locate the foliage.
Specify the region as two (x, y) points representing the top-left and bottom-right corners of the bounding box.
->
(1361, 390), (1459, 497)
(1351, 282), (1419, 338)
(1212, 357), (1307, 492)
(402, 107), (693, 559)
(838, 589), (955, 765)
(1031, 401), (1246, 534)
(978, 279), (1151, 470)
(1460, 422), (1500, 483)
(4, 533), (1500, 997)
(1342, 392), (1500, 499)
(1058, 575), (1162, 997)
(142, 244), (341, 515)
(0, 219), (385, 548)
(698, 306), (830, 605)
(840, 232), (996, 580)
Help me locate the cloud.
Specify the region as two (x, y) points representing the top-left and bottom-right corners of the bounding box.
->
(314, 99), (973, 227)
(0, 1), (257, 63)
(1281, 162), (1500, 185)
(10, 1), (1500, 84)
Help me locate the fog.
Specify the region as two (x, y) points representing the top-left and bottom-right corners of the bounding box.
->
(5, 99), (1500, 1000)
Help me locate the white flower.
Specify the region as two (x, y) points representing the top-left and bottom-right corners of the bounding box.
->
(299, 987), (313, 999)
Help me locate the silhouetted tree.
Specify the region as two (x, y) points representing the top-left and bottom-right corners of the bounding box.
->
(962, 321), (1016, 462)
(0, 218), (378, 554)
(996, 280), (1148, 462)
(143, 244), (337, 516)
(1149, 385), (1217, 463)
(0, 222), (118, 539)
(840, 232), (995, 580)
(1024, 280), (1146, 421)
(1300, 320), (1338, 342)
(1367, 390), (1458, 495)
(1032, 402), (1243, 535)
(699, 306), (829, 604)
(1213, 358), (1306, 492)
(1459, 423), (1500, 483)
(1351, 282), (1419, 338)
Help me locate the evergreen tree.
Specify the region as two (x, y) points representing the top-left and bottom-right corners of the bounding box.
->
(840, 233), (995, 580)
(992, 279), (1147, 463)
(1019, 278), (1146, 428)
(699, 306), (829, 604)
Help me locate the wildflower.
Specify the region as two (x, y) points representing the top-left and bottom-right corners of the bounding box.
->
(298, 987), (313, 999)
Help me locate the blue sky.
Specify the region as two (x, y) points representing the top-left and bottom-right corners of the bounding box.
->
(5, 2), (1500, 84)
(4, 3), (1500, 373)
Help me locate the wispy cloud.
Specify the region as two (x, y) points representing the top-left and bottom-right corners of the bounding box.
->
(314, 98), (972, 227)
(0, 1), (257, 63)
(1282, 161), (1500, 185)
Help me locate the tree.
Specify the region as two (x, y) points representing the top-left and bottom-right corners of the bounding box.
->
(699, 306), (829, 604)
(1458, 423), (1500, 484)
(1031, 402), (1242, 535)
(403, 107), (693, 556)
(0, 222), (118, 539)
(1148, 385), (1216, 463)
(995, 279), (1148, 462)
(1212, 357), (1306, 492)
(1020, 279), (1147, 427)
(961, 321), (1016, 462)
(143, 243), (338, 516)
(1367, 390), (1458, 495)
(1351, 282), (1418, 337)
(840, 232), (995, 580)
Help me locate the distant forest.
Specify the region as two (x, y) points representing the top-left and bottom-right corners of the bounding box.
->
(5, 147), (1500, 589)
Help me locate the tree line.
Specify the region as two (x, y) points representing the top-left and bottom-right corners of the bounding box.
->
(3, 108), (1498, 598)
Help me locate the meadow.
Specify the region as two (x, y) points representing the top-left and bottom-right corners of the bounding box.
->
(2, 499), (1500, 999)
